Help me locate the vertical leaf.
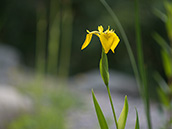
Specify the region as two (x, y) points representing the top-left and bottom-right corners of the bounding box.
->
(58, 0), (73, 78)
(47, 0), (60, 74)
(152, 32), (172, 54)
(164, 1), (172, 41)
(35, 5), (47, 75)
(118, 96), (129, 129)
(157, 87), (170, 107)
(100, 0), (141, 93)
(92, 90), (109, 129)
(153, 8), (167, 23)
(161, 50), (172, 78)
(135, 0), (152, 128)
(154, 72), (170, 93)
(135, 108), (140, 129)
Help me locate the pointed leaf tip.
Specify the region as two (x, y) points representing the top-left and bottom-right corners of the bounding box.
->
(135, 108), (140, 129)
(92, 90), (109, 129)
(118, 95), (129, 129)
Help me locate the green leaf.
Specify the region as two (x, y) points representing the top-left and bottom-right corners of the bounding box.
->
(92, 89), (109, 129)
(153, 8), (167, 22)
(118, 96), (129, 129)
(152, 32), (172, 54)
(154, 72), (170, 107)
(157, 87), (170, 107)
(99, 49), (109, 87)
(154, 72), (170, 93)
(153, 32), (172, 77)
(135, 108), (140, 129)
(164, 1), (172, 40)
(161, 50), (172, 77)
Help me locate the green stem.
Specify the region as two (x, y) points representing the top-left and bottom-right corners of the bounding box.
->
(58, 0), (73, 78)
(100, 0), (152, 128)
(100, 0), (141, 93)
(35, 5), (47, 76)
(107, 86), (118, 129)
(135, 0), (152, 128)
(47, 0), (60, 75)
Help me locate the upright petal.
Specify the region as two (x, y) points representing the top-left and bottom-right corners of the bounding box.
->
(111, 33), (120, 53)
(98, 26), (104, 33)
(99, 33), (114, 53)
(104, 26), (110, 33)
(81, 33), (93, 50)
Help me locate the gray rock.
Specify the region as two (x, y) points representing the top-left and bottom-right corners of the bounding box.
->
(0, 44), (20, 84)
(69, 69), (139, 96)
(67, 70), (164, 129)
(0, 85), (32, 129)
(67, 91), (164, 129)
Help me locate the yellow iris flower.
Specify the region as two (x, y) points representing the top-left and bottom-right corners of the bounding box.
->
(81, 25), (120, 54)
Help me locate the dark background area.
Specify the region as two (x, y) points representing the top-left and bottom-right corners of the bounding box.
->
(0, 0), (167, 77)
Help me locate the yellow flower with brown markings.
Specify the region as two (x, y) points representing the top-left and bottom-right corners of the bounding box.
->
(81, 25), (120, 54)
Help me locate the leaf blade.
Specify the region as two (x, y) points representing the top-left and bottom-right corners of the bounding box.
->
(135, 108), (140, 129)
(92, 90), (109, 129)
(118, 96), (129, 129)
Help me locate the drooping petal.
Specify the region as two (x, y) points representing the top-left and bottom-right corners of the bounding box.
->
(111, 33), (120, 53)
(81, 33), (93, 50)
(98, 26), (104, 33)
(81, 26), (120, 53)
(99, 33), (114, 53)
(88, 31), (100, 37)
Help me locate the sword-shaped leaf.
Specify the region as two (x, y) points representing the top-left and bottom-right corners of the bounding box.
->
(92, 90), (109, 129)
(118, 96), (129, 129)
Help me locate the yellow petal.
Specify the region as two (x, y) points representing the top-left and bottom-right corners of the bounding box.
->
(99, 33), (114, 53)
(104, 26), (110, 33)
(81, 33), (93, 50)
(88, 31), (100, 37)
(111, 33), (120, 53)
(98, 26), (104, 33)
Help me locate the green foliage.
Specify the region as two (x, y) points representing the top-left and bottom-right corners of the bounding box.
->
(92, 90), (109, 129)
(157, 87), (170, 107)
(153, 0), (172, 100)
(134, 0), (151, 128)
(8, 109), (65, 129)
(152, 32), (172, 55)
(135, 108), (140, 129)
(92, 88), (131, 129)
(99, 49), (109, 87)
(161, 50), (172, 78)
(7, 80), (78, 129)
(117, 96), (128, 129)
(153, 1), (172, 128)
(164, 1), (172, 41)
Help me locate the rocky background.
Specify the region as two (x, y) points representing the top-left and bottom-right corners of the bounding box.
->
(0, 44), (165, 129)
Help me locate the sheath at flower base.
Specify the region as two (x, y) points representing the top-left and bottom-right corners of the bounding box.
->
(81, 26), (120, 54)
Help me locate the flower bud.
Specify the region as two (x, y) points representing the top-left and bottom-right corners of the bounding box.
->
(99, 49), (109, 87)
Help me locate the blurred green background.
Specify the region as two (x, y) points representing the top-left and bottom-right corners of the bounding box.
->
(0, 0), (171, 128)
(0, 0), (167, 76)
